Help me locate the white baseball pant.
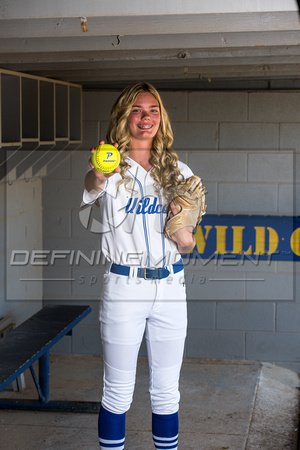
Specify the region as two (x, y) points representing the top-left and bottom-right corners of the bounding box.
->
(99, 268), (187, 415)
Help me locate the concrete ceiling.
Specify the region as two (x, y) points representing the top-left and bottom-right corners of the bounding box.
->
(1, 0), (300, 90)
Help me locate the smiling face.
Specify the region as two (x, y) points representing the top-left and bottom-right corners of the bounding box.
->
(127, 92), (161, 144)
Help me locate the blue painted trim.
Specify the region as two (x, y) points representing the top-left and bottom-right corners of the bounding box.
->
(0, 399), (100, 412)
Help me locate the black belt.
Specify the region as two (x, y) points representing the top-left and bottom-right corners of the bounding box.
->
(110, 260), (184, 280)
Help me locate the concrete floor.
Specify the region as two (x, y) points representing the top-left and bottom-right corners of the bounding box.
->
(0, 355), (299, 450)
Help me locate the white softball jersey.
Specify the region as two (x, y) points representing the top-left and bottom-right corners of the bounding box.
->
(83, 157), (193, 269)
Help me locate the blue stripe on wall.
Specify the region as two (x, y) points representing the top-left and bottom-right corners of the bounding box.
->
(183, 215), (300, 262)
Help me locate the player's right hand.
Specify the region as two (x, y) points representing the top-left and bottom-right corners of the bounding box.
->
(89, 140), (121, 180)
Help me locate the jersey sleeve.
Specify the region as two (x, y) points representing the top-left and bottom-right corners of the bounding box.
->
(82, 169), (121, 206)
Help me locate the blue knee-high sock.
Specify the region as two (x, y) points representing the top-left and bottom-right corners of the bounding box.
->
(152, 412), (179, 449)
(98, 405), (126, 449)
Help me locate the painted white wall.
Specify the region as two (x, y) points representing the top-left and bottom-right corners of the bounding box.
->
(0, 176), (43, 328)
(40, 87), (300, 372)
(1, 86), (299, 372)
(1, 0), (298, 19)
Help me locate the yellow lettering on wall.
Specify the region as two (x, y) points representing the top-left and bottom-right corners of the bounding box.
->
(267, 227), (279, 255)
(194, 225), (213, 253)
(231, 226), (252, 255)
(215, 226), (228, 254)
(254, 227), (265, 255)
(254, 226), (279, 255)
(290, 227), (300, 256)
(231, 226), (244, 254)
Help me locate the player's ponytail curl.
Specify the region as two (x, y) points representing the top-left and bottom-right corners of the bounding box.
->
(106, 82), (183, 196)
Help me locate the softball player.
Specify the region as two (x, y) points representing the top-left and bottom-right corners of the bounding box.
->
(83, 83), (196, 449)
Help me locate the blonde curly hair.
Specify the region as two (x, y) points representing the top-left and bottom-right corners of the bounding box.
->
(106, 82), (183, 196)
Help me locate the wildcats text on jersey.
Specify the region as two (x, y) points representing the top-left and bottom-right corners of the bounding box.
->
(125, 196), (168, 215)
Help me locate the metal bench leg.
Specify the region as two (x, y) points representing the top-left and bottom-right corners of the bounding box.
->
(1, 350), (100, 412)
(39, 350), (50, 403)
(12, 374), (26, 392)
(29, 350), (50, 403)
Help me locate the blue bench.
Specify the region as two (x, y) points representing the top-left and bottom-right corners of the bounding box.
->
(0, 304), (100, 412)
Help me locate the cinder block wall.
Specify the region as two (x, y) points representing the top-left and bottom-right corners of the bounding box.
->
(43, 89), (300, 373)
(0, 176), (43, 327)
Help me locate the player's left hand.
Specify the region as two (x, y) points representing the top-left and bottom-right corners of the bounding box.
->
(168, 201), (196, 253)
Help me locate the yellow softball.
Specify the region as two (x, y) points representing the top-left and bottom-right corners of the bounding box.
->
(91, 144), (120, 174)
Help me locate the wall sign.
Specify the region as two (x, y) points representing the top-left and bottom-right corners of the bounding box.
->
(186, 215), (300, 262)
